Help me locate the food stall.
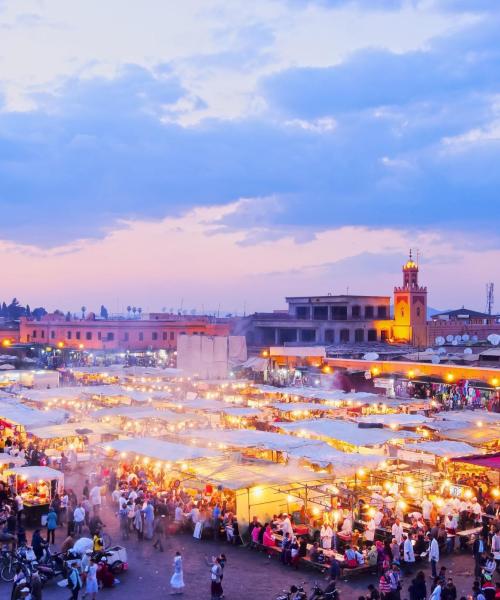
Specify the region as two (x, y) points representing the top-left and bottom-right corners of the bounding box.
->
(5, 466), (64, 524)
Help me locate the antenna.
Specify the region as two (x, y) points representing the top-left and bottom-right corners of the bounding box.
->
(486, 282), (494, 315)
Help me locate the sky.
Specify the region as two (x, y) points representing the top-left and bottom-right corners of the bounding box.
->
(0, 0), (499, 315)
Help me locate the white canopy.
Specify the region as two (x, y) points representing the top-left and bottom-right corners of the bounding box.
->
(101, 437), (221, 463)
(184, 456), (326, 490)
(27, 421), (120, 440)
(440, 425), (500, 445)
(6, 465), (64, 484)
(436, 410), (500, 425)
(355, 414), (434, 427)
(403, 441), (479, 458)
(277, 418), (418, 446)
(181, 428), (319, 452)
(21, 384), (167, 405)
(285, 445), (385, 472)
(271, 402), (334, 413)
(0, 401), (68, 428)
(0, 453), (26, 467)
(92, 406), (202, 424)
(221, 407), (262, 417)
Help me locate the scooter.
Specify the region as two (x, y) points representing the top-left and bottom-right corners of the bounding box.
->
(308, 581), (339, 600)
(275, 584), (307, 600)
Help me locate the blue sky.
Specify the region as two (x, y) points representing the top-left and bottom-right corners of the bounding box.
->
(0, 0), (498, 313)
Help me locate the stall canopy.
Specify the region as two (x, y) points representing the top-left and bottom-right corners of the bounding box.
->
(101, 438), (221, 463)
(221, 407), (262, 417)
(6, 465), (64, 484)
(271, 402), (334, 413)
(277, 418), (418, 446)
(238, 357), (269, 372)
(450, 452), (500, 470)
(21, 384), (168, 405)
(404, 441), (479, 458)
(92, 406), (201, 424)
(440, 425), (500, 445)
(0, 453), (26, 467)
(27, 421), (121, 440)
(0, 400), (68, 428)
(355, 414), (435, 427)
(438, 410), (500, 425)
(182, 456), (325, 490)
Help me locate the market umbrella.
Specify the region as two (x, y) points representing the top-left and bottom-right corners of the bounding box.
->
(0, 364), (15, 370)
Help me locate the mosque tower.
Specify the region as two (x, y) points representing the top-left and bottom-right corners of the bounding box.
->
(392, 250), (428, 347)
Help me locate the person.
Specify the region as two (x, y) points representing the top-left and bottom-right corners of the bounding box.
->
(379, 571), (391, 599)
(408, 570), (427, 600)
(46, 506), (57, 545)
(320, 522), (334, 550)
(85, 557), (98, 600)
(367, 583), (380, 600)
(328, 556), (341, 583)
(10, 568), (25, 600)
(429, 577), (442, 600)
(441, 578), (457, 600)
(89, 485), (101, 514)
(143, 500), (154, 540)
(31, 530), (46, 562)
(170, 551), (184, 595)
(392, 518), (404, 545)
(30, 569), (42, 600)
(74, 504), (85, 537)
(429, 534), (440, 578)
(263, 524), (275, 551)
(152, 515), (165, 552)
(281, 513), (293, 538)
(208, 555), (223, 600)
(133, 505), (143, 540)
(365, 518), (376, 546)
(67, 561), (82, 600)
(403, 533), (415, 575)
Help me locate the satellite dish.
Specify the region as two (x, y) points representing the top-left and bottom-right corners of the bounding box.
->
(454, 335), (462, 342)
(464, 348), (472, 354)
(462, 334), (469, 342)
(435, 336), (445, 346)
(446, 335), (454, 343)
(487, 334), (500, 346)
(431, 355), (440, 364)
(437, 347), (446, 355)
(425, 348), (434, 354)
(363, 352), (379, 361)
(452, 339), (458, 346)
(472, 335), (478, 342)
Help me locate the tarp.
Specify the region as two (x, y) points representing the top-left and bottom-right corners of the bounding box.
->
(221, 407), (262, 417)
(440, 425), (500, 445)
(271, 402), (334, 413)
(92, 406), (201, 423)
(238, 357), (268, 372)
(277, 418), (418, 446)
(450, 452), (500, 469)
(27, 421), (121, 440)
(355, 414), (434, 427)
(437, 410), (500, 425)
(0, 400), (68, 428)
(404, 441), (479, 458)
(100, 438), (221, 463)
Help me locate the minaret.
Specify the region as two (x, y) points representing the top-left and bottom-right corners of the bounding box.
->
(392, 251), (428, 346)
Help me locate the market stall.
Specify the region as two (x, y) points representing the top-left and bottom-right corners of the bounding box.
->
(4, 466), (64, 524)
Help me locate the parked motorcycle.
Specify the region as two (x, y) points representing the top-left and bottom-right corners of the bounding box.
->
(275, 584), (307, 600)
(308, 581), (339, 600)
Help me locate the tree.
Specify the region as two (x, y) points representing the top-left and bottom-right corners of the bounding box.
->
(32, 307), (47, 321)
(65, 311), (71, 321)
(126, 305), (131, 317)
(25, 304), (31, 317)
(81, 306), (86, 319)
(132, 307), (137, 318)
(100, 305), (109, 319)
(137, 307), (142, 317)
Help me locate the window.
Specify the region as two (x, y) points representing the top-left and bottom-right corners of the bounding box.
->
(67, 331), (72, 340)
(401, 308), (405, 318)
(97, 332), (102, 340)
(170, 332), (175, 341)
(107, 332), (114, 341)
(340, 329), (350, 343)
(377, 306), (387, 318)
(355, 329), (364, 342)
(332, 306), (347, 320)
(367, 329), (377, 342)
(152, 332), (158, 341)
(51, 331), (55, 339)
(32, 330), (37, 338)
(324, 329), (335, 344)
(40, 330), (45, 338)
(416, 307), (421, 317)
(313, 306), (329, 320)
(300, 329), (316, 342)
(139, 332), (144, 341)
(381, 330), (388, 341)
(280, 329), (298, 344)
(352, 305), (361, 318)
(86, 332), (92, 340)
(76, 331), (81, 340)
(365, 306), (374, 318)
(162, 332), (168, 340)
(296, 306), (310, 320)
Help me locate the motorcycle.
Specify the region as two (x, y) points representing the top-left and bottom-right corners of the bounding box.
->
(275, 584), (307, 600)
(308, 581), (339, 600)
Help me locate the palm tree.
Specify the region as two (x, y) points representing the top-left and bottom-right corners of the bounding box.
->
(126, 305), (131, 318)
(81, 306), (86, 319)
(137, 307), (142, 319)
(132, 307), (137, 318)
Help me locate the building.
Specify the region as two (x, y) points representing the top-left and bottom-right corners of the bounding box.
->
(19, 313), (230, 352)
(427, 307), (500, 346)
(239, 253), (428, 348)
(0, 319), (20, 347)
(392, 254), (428, 347)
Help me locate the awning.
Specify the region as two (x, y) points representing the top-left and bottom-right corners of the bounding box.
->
(450, 452), (500, 470)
